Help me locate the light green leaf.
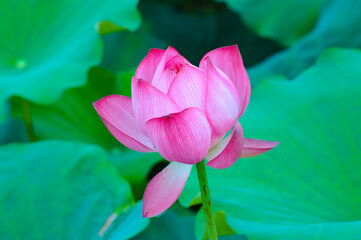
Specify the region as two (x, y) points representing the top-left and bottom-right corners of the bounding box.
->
(0, 140), (148, 239)
(218, 0), (326, 46)
(0, 0), (141, 122)
(180, 48), (361, 239)
(248, 0), (361, 84)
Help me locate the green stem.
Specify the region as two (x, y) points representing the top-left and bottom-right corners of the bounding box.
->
(22, 99), (35, 142)
(196, 160), (218, 240)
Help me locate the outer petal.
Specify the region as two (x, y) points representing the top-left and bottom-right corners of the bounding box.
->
(143, 162), (192, 218)
(241, 138), (280, 158)
(131, 77), (181, 132)
(200, 45), (251, 117)
(152, 46), (189, 84)
(168, 65), (207, 110)
(135, 49), (165, 83)
(206, 122), (244, 169)
(152, 55), (188, 94)
(205, 58), (240, 146)
(146, 108), (211, 164)
(93, 95), (155, 152)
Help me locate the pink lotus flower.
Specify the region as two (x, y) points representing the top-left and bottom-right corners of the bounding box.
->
(93, 45), (279, 218)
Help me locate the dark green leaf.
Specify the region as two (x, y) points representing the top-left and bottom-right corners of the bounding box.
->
(138, 1), (282, 67)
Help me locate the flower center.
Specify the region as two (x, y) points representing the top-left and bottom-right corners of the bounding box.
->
(164, 55), (185, 74)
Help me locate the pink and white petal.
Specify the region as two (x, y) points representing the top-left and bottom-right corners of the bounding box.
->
(131, 77), (181, 132)
(206, 122), (244, 169)
(200, 45), (251, 117)
(168, 65), (207, 110)
(152, 46), (189, 84)
(241, 138), (280, 158)
(143, 162), (192, 218)
(206, 58), (240, 146)
(135, 49), (165, 83)
(152, 56), (188, 94)
(146, 108), (211, 164)
(93, 95), (155, 152)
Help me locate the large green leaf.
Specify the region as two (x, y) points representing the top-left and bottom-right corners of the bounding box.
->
(180, 48), (361, 239)
(0, 0), (141, 122)
(218, 0), (326, 46)
(249, 0), (361, 84)
(0, 140), (148, 240)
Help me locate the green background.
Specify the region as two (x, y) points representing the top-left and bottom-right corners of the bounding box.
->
(1, 0), (360, 239)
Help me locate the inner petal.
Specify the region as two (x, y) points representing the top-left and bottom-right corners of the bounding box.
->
(152, 55), (188, 94)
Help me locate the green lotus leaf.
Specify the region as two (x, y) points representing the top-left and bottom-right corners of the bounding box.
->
(0, 140), (148, 239)
(180, 48), (361, 239)
(248, 0), (361, 84)
(0, 0), (141, 122)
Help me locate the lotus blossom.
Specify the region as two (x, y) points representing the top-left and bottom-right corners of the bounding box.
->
(93, 45), (279, 218)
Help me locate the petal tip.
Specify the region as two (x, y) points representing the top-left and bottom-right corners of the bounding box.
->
(142, 208), (152, 218)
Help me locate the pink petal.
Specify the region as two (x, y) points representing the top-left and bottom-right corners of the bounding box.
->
(135, 49), (165, 83)
(152, 46), (189, 85)
(143, 162), (192, 218)
(200, 45), (251, 117)
(152, 55), (188, 94)
(168, 65), (207, 110)
(205, 58), (240, 146)
(146, 108), (211, 164)
(131, 77), (181, 132)
(241, 138), (280, 158)
(206, 122), (244, 169)
(93, 95), (155, 152)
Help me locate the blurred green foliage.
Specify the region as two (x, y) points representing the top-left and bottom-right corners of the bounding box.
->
(0, 0), (360, 239)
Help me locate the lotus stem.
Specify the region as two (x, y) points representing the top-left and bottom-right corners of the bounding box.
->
(196, 160), (218, 240)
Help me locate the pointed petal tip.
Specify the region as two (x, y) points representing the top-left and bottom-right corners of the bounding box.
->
(142, 209), (152, 218)
(241, 139), (280, 158)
